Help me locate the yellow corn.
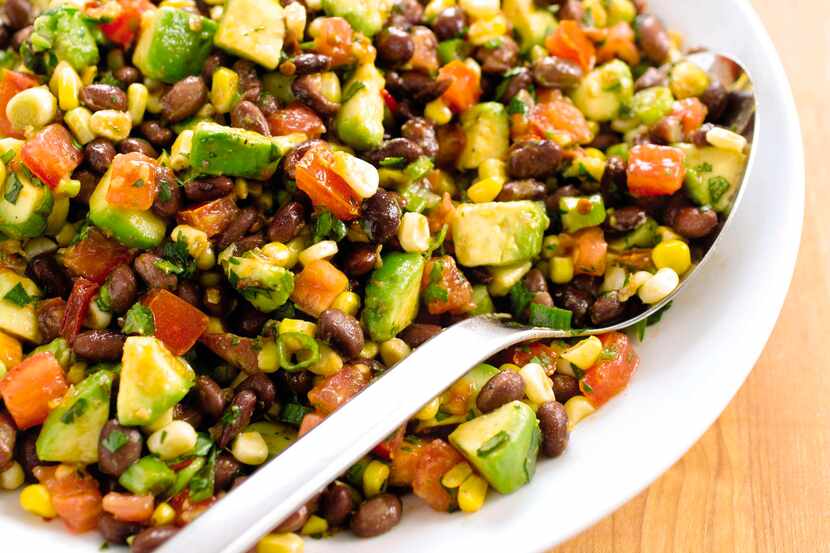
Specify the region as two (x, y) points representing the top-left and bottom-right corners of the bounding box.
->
(298, 240), (338, 266)
(581, 0), (607, 26)
(232, 431), (269, 465)
(234, 177), (248, 199)
(638, 267), (679, 304)
(564, 396), (596, 431)
(458, 474), (488, 513)
(55, 222), (77, 246)
(0, 330), (22, 369)
(148, 420), (198, 460)
(424, 98), (453, 125)
(170, 129), (194, 171)
(0, 461), (24, 490)
(359, 341), (378, 359)
(63, 107), (96, 145)
(89, 109), (132, 141)
(143, 407), (175, 433)
(20, 484), (57, 519)
(652, 239), (691, 275)
(550, 256), (574, 284)
(49, 61), (81, 111)
(278, 319), (316, 337)
(66, 362), (86, 385)
(478, 158), (506, 181)
(195, 248), (215, 270)
(705, 126), (748, 153)
(362, 460), (390, 497)
(529, 44), (548, 63)
(607, 0), (636, 24)
(152, 502), (176, 526)
(257, 339), (279, 373)
(656, 225), (683, 243)
(424, 0), (455, 22)
(519, 362), (555, 405)
(414, 396), (441, 421)
(331, 290), (360, 316)
(256, 533), (304, 553)
(210, 67), (239, 114)
(81, 66), (97, 86)
(669, 60), (710, 99)
(467, 14), (508, 46)
(499, 362), (521, 373)
(601, 265), (627, 292)
(300, 514), (327, 536)
(146, 89), (164, 114)
(561, 336), (603, 370)
(85, 298), (111, 329)
(441, 462), (473, 488)
(541, 235), (565, 259)
(127, 83), (148, 125)
(0, 160), (5, 191)
(380, 338), (411, 366)
(6, 86), (57, 131)
(307, 343), (342, 376)
(171, 224), (210, 258)
(467, 176), (504, 203)
(206, 316), (224, 334)
(459, 0), (499, 20)
(398, 212), (431, 253)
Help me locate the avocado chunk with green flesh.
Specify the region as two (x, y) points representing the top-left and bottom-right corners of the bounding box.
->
(0, 167), (54, 239)
(469, 284), (494, 315)
(677, 143), (747, 213)
(119, 456), (176, 495)
(36, 371), (112, 464)
(190, 122), (282, 179)
(168, 456), (205, 496)
(28, 6), (99, 72)
(449, 400), (541, 494)
(0, 269), (42, 342)
(363, 252), (425, 342)
(215, 0), (284, 69)
(321, 0), (388, 37)
(457, 102), (510, 170)
(609, 217), (658, 250)
(133, 8), (218, 83)
(335, 64), (385, 150)
(452, 201), (549, 267)
(560, 194), (607, 232)
(117, 336), (196, 426)
(571, 60), (634, 122)
(501, 0), (556, 51)
(89, 169), (166, 249)
(221, 245), (295, 312)
(246, 422), (297, 460)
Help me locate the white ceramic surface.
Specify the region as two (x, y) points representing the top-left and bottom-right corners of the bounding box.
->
(0, 0), (804, 551)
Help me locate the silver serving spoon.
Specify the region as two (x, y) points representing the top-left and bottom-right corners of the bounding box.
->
(156, 52), (755, 553)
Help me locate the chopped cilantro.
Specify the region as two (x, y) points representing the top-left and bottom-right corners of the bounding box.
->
(477, 431), (510, 457)
(341, 81), (366, 103)
(280, 402), (311, 426)
(122, 303), (155, 336)
(507, 96), (529, 116)
(189, 448), (217, 502)
(157, 177), (172, 203)
(3, 283), (35, 306)
(707, 176), (730, 204)
(60, 398), (88, 424)
(4, 173), (23, 204)
(95, 284), (112, 313)
(581, 380), (594, 393)
(160, 234), (196, 279)
(221, 405), (242, 425)
(694, 162), (713, 173)
(0, 150), (15, 164)
(312, 209), (347, 243)
(101, 430), (129, 453)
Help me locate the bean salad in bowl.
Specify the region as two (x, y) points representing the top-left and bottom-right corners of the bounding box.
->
(0, 0), (752, 549)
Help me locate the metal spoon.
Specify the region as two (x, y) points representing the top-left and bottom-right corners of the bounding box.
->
(156, 52), (755, 553)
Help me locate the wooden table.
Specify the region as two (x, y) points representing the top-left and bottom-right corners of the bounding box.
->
(553, 1), (830, 551)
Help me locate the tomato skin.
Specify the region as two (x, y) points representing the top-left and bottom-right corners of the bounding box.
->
(510, 342), (558, 374)
(34, 465), (103, 533)
(545, 20), (596, 72)
(307, 364), (370, 415)
(372, 425), (405, 461)
(572, 226), (608, 277)
(380, 88), (398, 113)
(421, 256), (473, 315)
(412, 439), (463, 512)
(169, 490), (216, 526)
(580, 332), (639, 407)
(98, 0), (153, 48)
(267, 102), (326, 138)
(597, 22), (640, 66)
(389, 437), (424, 487)
(0, 69), (39, 138)
(313, 17), (354, 66)
(528, 95), (593, 145)
(106, 152), (159, 210)
(298, 412), (325, 437)
(21, 124), (83, 189)
(0, 352), (68, 430)
(62, 228), (131, 283)
(291, 259), (349, 317)
(61, 278), (100, 343)
(177, 195), (239, 237)
(295, 145), (361, 221)
(143, 289), (209, 355)
(439, 60), (481, 113)
(672, 98), (708, 136)
(626, 144), (687, 197)
(102, 492), (154, 523)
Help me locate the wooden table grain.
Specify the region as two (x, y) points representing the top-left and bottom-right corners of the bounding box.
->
(553, 1), (830, 551)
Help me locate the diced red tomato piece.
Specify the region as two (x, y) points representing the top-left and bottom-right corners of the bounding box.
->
(199, 333), (260, 373)
(307, 364), (370, 415)
(143, 289), (209, 355)
(295, 144), (361, 221)
(372, 425), (406, 461)
(439, 60), (481, 113)
(580, 331), (639, 407)
(96, 0), (154, 48)
(102, 493), (154, 523)
(572, 226), (607, 277)
(597, 22), (640, 66)
(35, 465), (102, 533)
(626, 144), (687, 197)
(528, 94), (593, 145)
(0, 69), (38, 138)
(545, 20), (596, 73)
(313, 17), (354, 66)
(389, 437), (424, 487)
(381, 88), (398, 113)
(0, 352), (68, 430)
(421, 255), (473, 315)
(291, 259), (349, 317)
(177, 195), (239, 237)
(298, 412), (325, 437)
(510, 342), (558, 374)
(61, 278), (100, 343)
(426, 191), (455, 233)
(412, 439), (463, 512)
(169, 489), (216, 526)
(672, 98), (708, 136)
(62, 228), (131, 283)
(106, 152), (159, 210)
(267, 102), (326, 138)
(21, 125), (83, 189)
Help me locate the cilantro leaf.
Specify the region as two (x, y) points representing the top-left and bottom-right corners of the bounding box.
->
(3, 282), (35, 306)
(60, 398), (89, 424)
(160, 234), (196, 279)
(312, 209), (347, 243)
(101, 430), (129, 453)
(122, 303), (155, 336)
(4, 173), (23, 204)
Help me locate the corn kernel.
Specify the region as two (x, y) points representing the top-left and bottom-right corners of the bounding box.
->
(278, 319), (316, 337)
(257, 533), (304, 553)
(441, 462), (473, 488)
(550, 256), (574, 284)
(257, 339), (279, 373)
(656, 225), (683, 243)
(300, 514), (327, 536)
(618, 270), (651, 302)
(85, 298), (111, 329)
(467, 176), (503, 203)
(283, 2), (307, 43)
(458, 474), (488, 513)
(55, 222), (77, 246)
(147, 420), (198, 460)
(561, 336), (603, 370)
(488, 260), (531, 297)
(652, 239), (691, 275)
(362, 460), (390, 497)
(298, 240), (338, 266)
(380, 338), (411, 366)
(89, 109), (132, 141)
(146, 89), (164, 114)
(6, 86), (57, 131)
(172, 224), (210, 258)
(331, 290), (360, 316)
(81, 66), (97, 86)
(415, 396), (441, 421)
(564, 396), (596, 431)
(478, 158), (506, 181)
(397, 212), (430, 253)
(459, 0), (499, 19)
(464, 57), (481, 79)
(519, 362), (555, 405)
(307, 343), (342, 376)
(152, 502), (176, 526)
(601, 266), (627, 292)
(638, 267), (680, 304)
(424, 0), (455, 22)
(529, 44), (547, 63)
(467, 14), (507, 45)
(142, 407), (175, 433)
(331, 151), (378, 199)
(20, 484), (57, 518)
(206, 316), (224, 334)
(359, 341), (378, 359)
(1, 462), (24, 490)
(0, 331), (22, 369)
(49, 61), (81, 111)
(234, 177), (248, 199)
(541, 235), (565, 259)
(424, 98), (453, 125)
(669, 60), (710, 99)
(170, 130), (194, 171)
(232, 431), (269, 465)
(607, 0), (636, 24)
(63, 107), (95, 145)
(582, 0), (607, 26)
(127, 83), (148, 125)
(211, 67), (239, 114)
(706, 126), (748, 153)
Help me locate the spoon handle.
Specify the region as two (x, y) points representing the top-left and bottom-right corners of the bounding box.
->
(155, 316), (553, 553)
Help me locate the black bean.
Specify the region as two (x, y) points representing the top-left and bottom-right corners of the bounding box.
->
(385, 71), (451, 104)
(391, 0), (423, 26)
(498, 67), (532, 102)
(119, 137), (157, 158)
(196, 376), (225, 421)
(218, 390), (256, 448)
(532, 56), (584, 89)
(104, 264), (137, 314)
(318, 308), (365, 359)
(230, 100), (270, 135)
(80, 84), (128, 112)
(139, 121), (174, 147)
(701, 81), (728, 122)
(0, 411), (16, 471)
(399, 323), (441, 348)
(173, 404), (202, 429)
(202, 52), (227, 81)
(85, 138), (117, 174)
(230, 301), (269, 336)
(507, 140), (563, 179)
(523, 268), (548, 294)
(174, 280), (200, 308)
(556, 286), (593, 327)
(496, 179), (546, 202)
(634, 66), (669, 91)
(72, 330), (126, 361)
(10, 25), (31, 50)
(236, 373), (276, 411)
(476, 371), (525, 413)
(130, 526), (179, 553)
(591, 291), (625, 326)
(0, 25), (8, 50)
(636, 14), (671, 64)
(607, 206), (647, 232)
(600, 156), (628, 205)
(213, 452), (241, 492)
(234, 233), (264, 254)
(280, 370), (313, 397)
(671, 206), (718, 238)
(362, 189), (402, 243)
(557, 0), (583, 20)
(351, 494), (402, 538)
(475, 37), (519, 74)
(215, 207), (258, 251)
(27, 254), (70, 299)
(650, 115), (683, 145)
(320, 482), (355, 526)
(152, 166), (181, 218)
(98, 420), (142, 477)
(275, 504), (312, 533)
(342, 244), (378, 277)
(184, 176), (234, 203)
(552, 373), (580, 404)
(267, 201), (306, 243)
(292, 74), (340, 117)
(98, 512), (144, 545)
(432, 6), (466, 40)
(292, 53), (332, 75)
(233, 60), (262, 102)
(16, 430), (45, 479)
(113, 66), (140, 87)
(134, 253), (177, 290)
(377, 27), (415, 65)
(538, 400), (569, 457)
(36, 298), (64, 343)
(366, 138), (424, 166)
(161, 76), (207, 123)
(401, 118), (438, 158)
(4, 0), (32, 31)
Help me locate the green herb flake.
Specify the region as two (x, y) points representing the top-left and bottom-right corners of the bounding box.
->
(379, 156), (405, 168)
(280, 402), (311, 426)
(509, 282), (534, 319)
(221, 405), (242, 426)
(160, 234), (196, 279)
(132, 177), (144, 188)
(101, 430), (129, 453)
(707, 176), (730, 204)
(312, 209), (347, 243)
(477, 431), (510, 458)
(3, 282), (34, 307)
(189, 448), (217, 502)
(95, 284), (112, 313)
(581, 380), (594, 393)
(0, 150), (15, 164)
(694, 162), (713, 173)
(341, 81), (366, 104)
(4, 173), (23, 204)
(122, 303), (155, 336)
(158, 177), (172, 203)
(60, 398), (89, 424)
(507, 96), (529, 116)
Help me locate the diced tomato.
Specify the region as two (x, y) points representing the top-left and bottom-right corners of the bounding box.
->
(307, 364), (370, 415)
(0, 352), (68, 429)
(102, 493), (154, 523)
(97, 0), (154, 48)
(545, 20), (596, 73)
(381, 88), (398, 113)
(439, 60), (481, 113)
(597, 22), (640, 66)
(61, 278), (100, 343)
(372, 425), (406, 461)
(672, 98), (708, 136)
(169, 489), (216, 526)
(626, 144), (687, 197)
(313, 17), (354, 66)
(389, 437), (424, 487)
(421, 256), (473, 315)
(510, 342), (558, 374)
(0, 69), (39, 138)
(199, 333), (259, 373)
(267, 102), (326, 138)
(106, 152), (159, 210)
(34, 465), (102, 533)
(580, 331), (639, 407)
(572, 226), (607, 277)
(412, 439), (463, 512)
(142, 289), (209, 355)
(295, 144), (361, 221)
(441, 375), (478, 416)
(62, 228), (131, 283)
(426, 191), (455, 233)
(177, 195), (239, 237)
(298, 412), (325, 437)
(0, 331), (22, 370)
(291, 259), (349, 317)
(528, 94), (593, 145)
(21, 125), (83, 189)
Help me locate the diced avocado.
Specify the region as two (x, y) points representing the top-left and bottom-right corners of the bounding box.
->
(133, 8), (218, 83)
(89, 169), (166, 249)
(168, 456), (205, 496)
(571, 60), (634, 122)
(452, 201), (549, 267)
(0, 167), (54, 239)
(559, 194), (606, 233)
(363, 252), (425, 342)
(118, 456), (176, 496)
(215, 0), (284, 69)
(0, 269), (41, 342)
(117, 336), (196, 426)
(457, 102), (510, 171)
(27, 6), (99, 72)
(449, 400), (541, 494)
(220, 245), (295, 312)
(190, 122), (282, 179)
(46, 194), (70, 235)
(321, 0), (388, 37)
(469, 284), (494, 315)
(335, 64), (385, 150)
(609, 217), (658, 250)
(246, 421), (296, 460)
(632, 86), (674, 125)
(31, 338), (73, 368)
(678, 143), (747, 213)
(36, 371), (112, 464)
(263, 72), (295, 104)
(502, 0), (556, 51)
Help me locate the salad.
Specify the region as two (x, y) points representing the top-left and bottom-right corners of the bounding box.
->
(0, 0), (752, 549)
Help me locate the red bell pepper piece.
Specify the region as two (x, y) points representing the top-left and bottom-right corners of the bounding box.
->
(143, 289), (209, 355)
(106, 152), (159, 210)
(298, 412), (325, 437)
(97, 0), (154, 48)
(0, 69), (38, 138)
(102, 492), (154, 523)
(372, 425), (406, 461)
(421, 255), (473, 315)
(580, 331), (639, 407)
(177, 195), (239, 237)
(626, 144), (687, 197)
(267, 102), (326, 138)
(509, 342), (558, 374)
(295, 144), (361, 221)
(528, 94), (593, 145)
(20, 124), (83, 189)
(0, 352), (69, 430)
(381, 88), (398, 113)
(62, 228), (131, 283)
(572, 226), (608, 277)
(672, 98), (708, 136)
(61, 278), (100, 343)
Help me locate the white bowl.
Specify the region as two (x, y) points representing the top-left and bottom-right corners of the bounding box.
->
(0, 0), (804, 551)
